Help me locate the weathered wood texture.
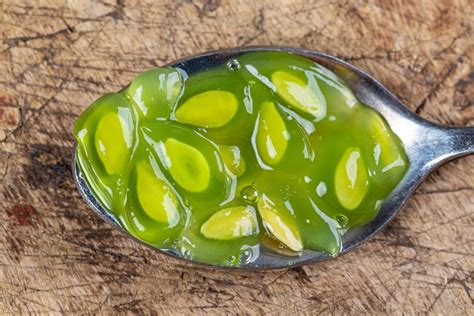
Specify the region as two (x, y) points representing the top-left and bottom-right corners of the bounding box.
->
(1, 0), (473, 314)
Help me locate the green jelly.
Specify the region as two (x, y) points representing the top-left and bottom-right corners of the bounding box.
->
(125, 67), (182, 119)
(74, 51), (409, 266)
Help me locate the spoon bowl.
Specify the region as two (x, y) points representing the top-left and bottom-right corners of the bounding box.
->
(73, 46), (473, 269)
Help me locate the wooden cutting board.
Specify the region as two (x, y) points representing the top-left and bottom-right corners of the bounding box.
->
(1, 0), (472, 314)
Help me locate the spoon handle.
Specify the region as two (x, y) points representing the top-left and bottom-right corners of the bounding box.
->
(422, 124), (474, 169)
(444, 126), (474, 156)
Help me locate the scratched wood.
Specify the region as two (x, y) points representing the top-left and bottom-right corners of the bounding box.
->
(0, 0), (473, 314)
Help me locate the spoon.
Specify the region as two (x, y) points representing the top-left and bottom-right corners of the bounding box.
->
(72, 46), (474, 270)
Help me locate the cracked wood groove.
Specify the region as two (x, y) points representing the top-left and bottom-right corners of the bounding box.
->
(0, 0), (473, 314)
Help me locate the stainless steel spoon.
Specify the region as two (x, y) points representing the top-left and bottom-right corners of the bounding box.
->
(72, 46), (474, 270)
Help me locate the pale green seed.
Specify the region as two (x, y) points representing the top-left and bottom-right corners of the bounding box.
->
(271, 70), (325, 119)
(165, 138), (211, 192)
(219, 145), (246, 177)
(257, 194), (303, 252)
(256, 101), (289, 166)
(136, 161), (180, 226)
(175, 90), (238, 128)
(94, 112), (131, 175)
(201, 206), (258, 240)
(335, 147), (368, 210)
(365, 110), (404, 169)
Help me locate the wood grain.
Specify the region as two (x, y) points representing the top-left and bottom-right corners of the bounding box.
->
(1, 0), (473, 314)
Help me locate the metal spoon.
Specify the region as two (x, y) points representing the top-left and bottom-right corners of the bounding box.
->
(72, 47), (473, 270)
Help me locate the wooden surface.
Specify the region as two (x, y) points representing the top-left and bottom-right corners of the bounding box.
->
(1, 0), (473, 314)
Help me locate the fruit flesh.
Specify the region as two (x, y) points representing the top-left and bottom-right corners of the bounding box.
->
(74, 52), (409, 266)
(125, 68), (182, 119)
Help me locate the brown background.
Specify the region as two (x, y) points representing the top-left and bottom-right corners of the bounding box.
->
(1, 0), (473, 314)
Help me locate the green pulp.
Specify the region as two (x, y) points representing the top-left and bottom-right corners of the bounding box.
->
(74, 51), (408, 266)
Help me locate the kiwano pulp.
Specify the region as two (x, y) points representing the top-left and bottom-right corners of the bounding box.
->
(74, 52), (408, 266)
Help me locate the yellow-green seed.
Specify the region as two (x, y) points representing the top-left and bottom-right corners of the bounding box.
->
(200, 206), (258, 240)
(136, 161), (180, 226)
(175, 90), (238, 128)
(219, 145), (246, 177)
(271, 70), (325, 119)
(257, 194), (303, 252)
(94, 112), (130, 175)
(256, 101), (289, 166)
(335, 147), (368, 210)
(364, 109), (403, 168)
(165, 138), (211, 192)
